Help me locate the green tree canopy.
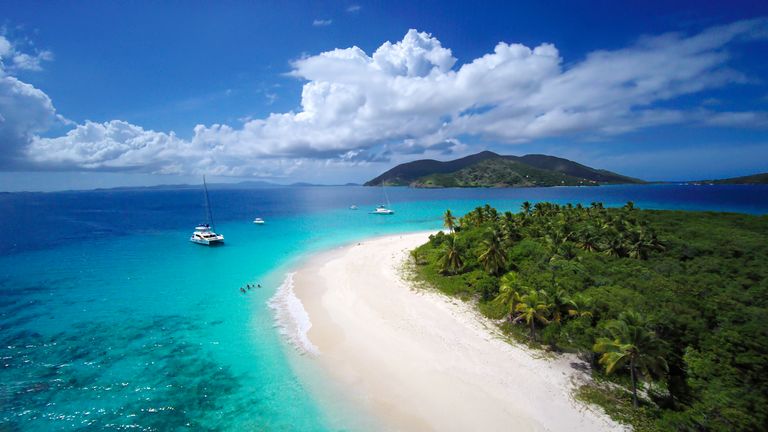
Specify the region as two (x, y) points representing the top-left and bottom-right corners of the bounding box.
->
(594, 311), (668, 408)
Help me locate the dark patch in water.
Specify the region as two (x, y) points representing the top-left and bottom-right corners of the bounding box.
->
(0, 311), (49, 332)
(0, 316), (263, 431)
(0, 300), (42, 318)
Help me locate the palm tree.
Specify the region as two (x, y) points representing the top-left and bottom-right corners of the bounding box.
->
(439, 236), (464, 275)
(443, 209), (456, 233)
(475, 206), (485, 224)
(576, 225), (601, 253)
(487, 206), (500, 223)
(493, 272), (522, 322)
(521, 201), (532, 217)
(625, 227), (665, 260)
(548, 288), (577, 324)
(501, 211), (520, 244)
(625, 238), (646, 260)
(410, 248), (423, 265)
(479, 230), (506, 276)
(644, 229), (664, 252)
(513, 289), (552, 341)
(545, 227), (572, 258)
(602, 229), (625, 258)
(569, 293), (593, 319)
(593, 311), (668, 408)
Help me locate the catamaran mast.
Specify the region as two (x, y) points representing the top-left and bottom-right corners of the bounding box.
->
(382, 184), (391, 207)
(203, 175), (216, 232)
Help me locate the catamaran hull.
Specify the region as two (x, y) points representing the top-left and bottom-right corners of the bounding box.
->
(190, 237), (225, 245)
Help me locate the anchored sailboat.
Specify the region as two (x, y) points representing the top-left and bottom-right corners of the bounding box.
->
(190, 176), (225, 245)
(371, 185), (394, 215)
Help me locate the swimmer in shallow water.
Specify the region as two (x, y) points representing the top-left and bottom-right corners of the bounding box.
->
(240, 287), (246, 294)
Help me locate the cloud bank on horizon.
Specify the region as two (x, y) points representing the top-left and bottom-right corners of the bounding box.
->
(2, 18), (767, 178)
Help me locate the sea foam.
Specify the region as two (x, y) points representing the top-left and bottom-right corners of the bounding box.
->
(268, 272), (319, 355)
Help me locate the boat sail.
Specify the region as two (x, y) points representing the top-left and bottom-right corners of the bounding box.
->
(371, 184), (394, 215)
(190, 176), (225, 245)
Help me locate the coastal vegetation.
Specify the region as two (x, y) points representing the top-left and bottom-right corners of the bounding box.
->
(692, 172), (768, 185)
(365, 151), (643, 187)
(411, 202), (768, 431)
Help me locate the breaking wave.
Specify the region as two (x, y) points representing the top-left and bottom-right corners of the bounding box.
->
(268, 272), (319, 355)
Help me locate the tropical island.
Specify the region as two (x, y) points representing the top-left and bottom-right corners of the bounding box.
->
(365, 151), (768, 188)
(408, 203), (768, 431)
(364, 151), (644, 187)
(688, 172), (768, 185)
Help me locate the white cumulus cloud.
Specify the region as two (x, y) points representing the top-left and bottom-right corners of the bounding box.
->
(28, 120), (188, 172)
(0, 36), (59, 168)
(0, 35), (54, 72)
(11, 19), (768, 177)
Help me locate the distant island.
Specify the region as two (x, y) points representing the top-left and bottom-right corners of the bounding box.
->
(14, 180), (362, 194)
(364, 151), (644, 187)
(687, 172), (768, 185)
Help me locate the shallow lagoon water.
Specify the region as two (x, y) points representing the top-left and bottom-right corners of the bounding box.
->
(1, 185), (766, 430)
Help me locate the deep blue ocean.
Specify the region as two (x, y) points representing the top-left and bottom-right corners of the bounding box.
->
(1, 184), (766, 431)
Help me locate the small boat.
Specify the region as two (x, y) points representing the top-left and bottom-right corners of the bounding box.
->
(190, 176), (224, 245)
(350, 205), (358, 210)
(190, 224), (225, 245)
(371, 205), (394, 215)
(253, 218), (265, 224)
(370, 185), (394, 215)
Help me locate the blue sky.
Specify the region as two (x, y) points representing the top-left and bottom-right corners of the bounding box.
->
(1, 0), (767, 191)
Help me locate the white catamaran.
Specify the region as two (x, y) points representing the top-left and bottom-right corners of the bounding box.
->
(190, 176), (224, 245)
(371, 185), (394, 215)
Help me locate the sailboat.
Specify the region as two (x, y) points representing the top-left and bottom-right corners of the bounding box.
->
(190, 176), (225, 245)
(371, 184), (395, 215)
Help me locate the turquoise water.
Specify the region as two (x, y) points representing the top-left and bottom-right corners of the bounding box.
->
(1, 185), (767, 430)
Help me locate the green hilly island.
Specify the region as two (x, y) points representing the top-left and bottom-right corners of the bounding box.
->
(692, 172), (768, 185)
(365, 151), (644, 187)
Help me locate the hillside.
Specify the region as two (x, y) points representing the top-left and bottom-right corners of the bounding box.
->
(694, 172), (768, 185)
(513, 154), (642, 184)
(364, 151), (500, 186)
(365, 151), (643, 187)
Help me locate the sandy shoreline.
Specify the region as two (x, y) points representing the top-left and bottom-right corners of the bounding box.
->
(289, 231), (624, 431)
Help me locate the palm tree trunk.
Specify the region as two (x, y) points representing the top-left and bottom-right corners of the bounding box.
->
(630, 358), (638, 408)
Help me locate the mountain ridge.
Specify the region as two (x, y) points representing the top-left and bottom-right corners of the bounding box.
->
(689, 172), (768, 185)
(364, 151), (644, 187)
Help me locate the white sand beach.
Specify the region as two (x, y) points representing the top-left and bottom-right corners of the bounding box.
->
(291, 231), (625, 432)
